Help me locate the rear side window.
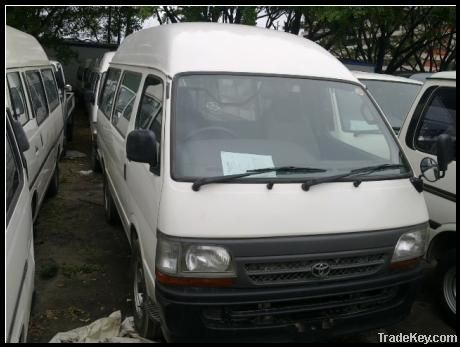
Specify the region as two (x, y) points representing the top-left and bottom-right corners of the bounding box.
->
(24, 70), (49, 125)
(111, 71), (142, 137)
(6, 72), (29, 125)
(41, 69), (60, 112)
(414, 87), (456, 159)
(100, 68), (121, 119)
(6, 127), (23, 226)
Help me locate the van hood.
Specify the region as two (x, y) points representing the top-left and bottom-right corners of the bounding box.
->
(158, 178), (428, 239)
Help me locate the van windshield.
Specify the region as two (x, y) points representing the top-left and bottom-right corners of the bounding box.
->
(172, 74), (410, 181)
(362, 80), (422, 132)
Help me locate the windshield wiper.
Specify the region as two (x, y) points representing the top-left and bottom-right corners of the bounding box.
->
(192, 166), (327, 191)
(301, 164), (406, 191)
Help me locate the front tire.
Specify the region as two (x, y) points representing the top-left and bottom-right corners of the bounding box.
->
(91, 146), (101, 173)
(131, 237), (162, 340)
(66, 117), (73, 142)
(436, 249), (456, 328)
(46, 163), (59, 197)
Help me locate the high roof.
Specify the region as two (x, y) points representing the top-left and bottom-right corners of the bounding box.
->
(112, 23), (358, 82)
(6, 25), (49, 69)
(351, 71), (423, 85)
(94, 51), (116, 73)
(427, 71), (456, 81)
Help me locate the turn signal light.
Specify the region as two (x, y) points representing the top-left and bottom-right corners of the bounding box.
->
(155, 270), (234, 287)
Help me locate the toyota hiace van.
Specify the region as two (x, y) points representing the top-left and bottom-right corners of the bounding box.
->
(96, 23), (444, 342)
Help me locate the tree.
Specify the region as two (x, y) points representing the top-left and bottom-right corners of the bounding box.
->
(299, 6), (456, 73)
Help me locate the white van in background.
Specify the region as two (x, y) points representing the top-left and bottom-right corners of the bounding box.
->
(352, 71), (423, 134)
(398, 71), (456, 327)
(50, 60), (75, 143)
(5, 110), (35, 343)
(6, 25), (64, 220)
(96, 23), (441, 342)
(84, 51), (116, 171)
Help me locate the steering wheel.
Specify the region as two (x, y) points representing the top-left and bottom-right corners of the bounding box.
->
(183, 126), (238, 142)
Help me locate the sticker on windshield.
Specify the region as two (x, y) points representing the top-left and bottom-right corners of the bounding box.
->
(221, 152), (276, 177)
(355, 87), (365, 96)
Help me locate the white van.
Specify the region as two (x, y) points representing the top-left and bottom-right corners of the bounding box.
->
(5, 110), (35, 343)
(97, 23), (434, 342)
(6, 25), (64, 220)
(352, 71), (423, 134)
(398, 71), (456, 326)
(50, 60), (75, 142)
(84, 51), (115, 171)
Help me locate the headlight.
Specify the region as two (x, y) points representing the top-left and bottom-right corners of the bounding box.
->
(184, 245), (231, 272)
(391, 225), (427, 263)
(155, 234), (235, 279)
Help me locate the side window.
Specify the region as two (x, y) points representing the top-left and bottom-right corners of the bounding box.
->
(111, 71), (142, 137)
(24, 70), (49, 125)
(41, 69), (60, 112)
(414, 87), (456, 159)
(135, 75), (164, 172)
(6, 72), (29, 125)
(135, 75), (164, 131)
(6, 129), (23, 226)
(100, 68), (121, 119)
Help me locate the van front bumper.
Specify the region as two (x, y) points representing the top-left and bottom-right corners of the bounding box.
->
(155, 266), (423, 342)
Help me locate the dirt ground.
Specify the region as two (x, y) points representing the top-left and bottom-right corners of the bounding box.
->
(27, 105), (455, 343)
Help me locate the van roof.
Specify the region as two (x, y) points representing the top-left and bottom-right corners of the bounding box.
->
(93, 51), (116, 73)
(112, 23), (358, 82)
(427, 71), (456, 81)
(6, 25), (50, 69)
(351, 71), (423, 85)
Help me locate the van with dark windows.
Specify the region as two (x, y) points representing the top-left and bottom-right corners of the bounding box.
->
(96, 23), (446, 342)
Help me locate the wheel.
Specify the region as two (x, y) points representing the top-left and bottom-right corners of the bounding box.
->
(66, 117), (73, 142)
(131, 237), (162, 340)
(91, 146), (102, 173)
(436, 249), (456, 328)
(60, 145), (67, 160)
(46, 163), (59, 197)
(103, 174), (119, 225)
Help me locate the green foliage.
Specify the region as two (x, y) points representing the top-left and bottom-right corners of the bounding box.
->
(6, 6), (455, 72)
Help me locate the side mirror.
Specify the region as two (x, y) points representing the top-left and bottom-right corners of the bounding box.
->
(420, 157), (440, 182)
(435, 134), (454, 175)
(64, 84), (73, 92)
(126, 129), (158, 167)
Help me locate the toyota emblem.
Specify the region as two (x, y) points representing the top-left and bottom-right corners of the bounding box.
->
(311, 262), (330, 278)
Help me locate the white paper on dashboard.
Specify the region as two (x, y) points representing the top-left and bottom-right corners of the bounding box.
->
(220, 151), (276, 177)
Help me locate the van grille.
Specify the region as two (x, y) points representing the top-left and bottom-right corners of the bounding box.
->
(244, 253), (388, 285)
(202, 285), (404, 330)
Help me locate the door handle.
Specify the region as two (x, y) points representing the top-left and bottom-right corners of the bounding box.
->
(124, 163), (127, 181)
(35, 146), (39, 154)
